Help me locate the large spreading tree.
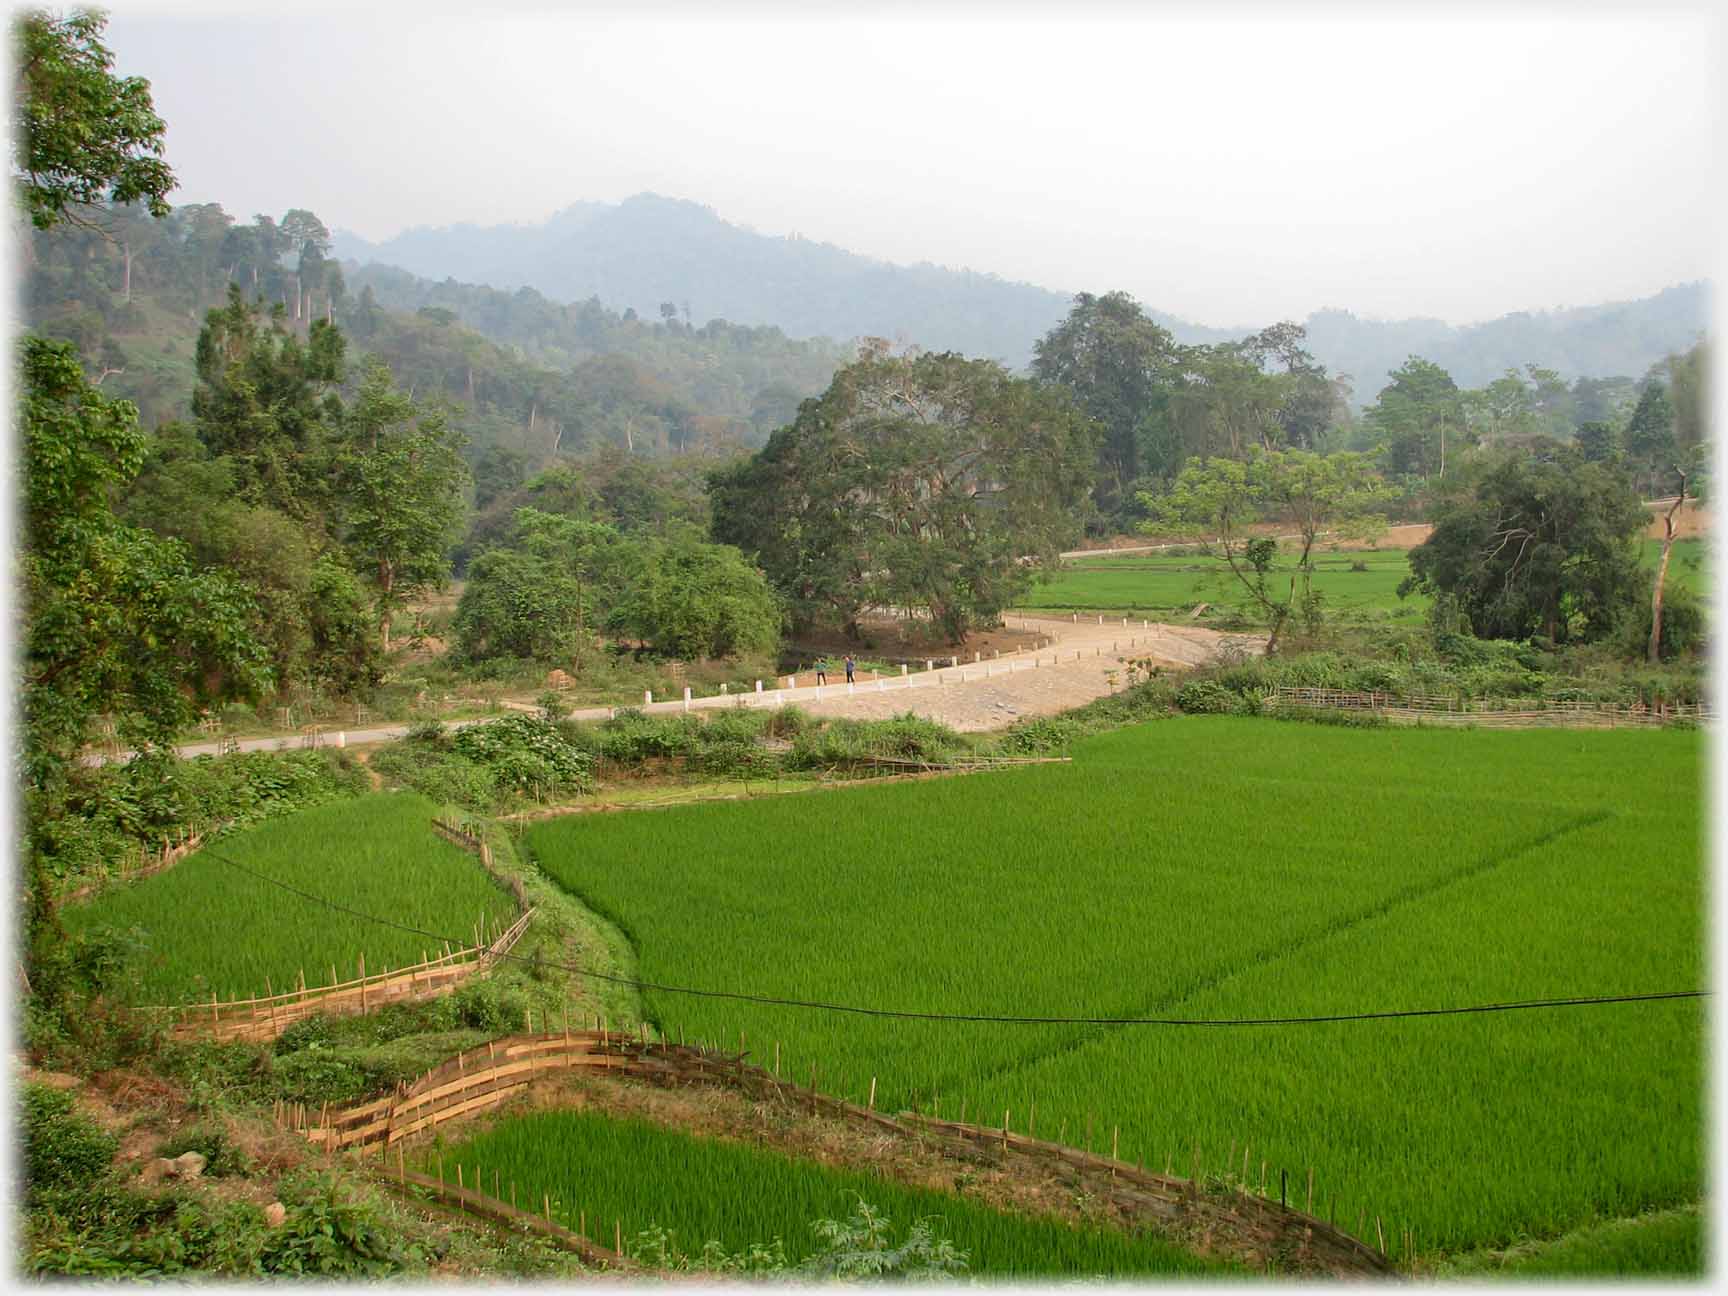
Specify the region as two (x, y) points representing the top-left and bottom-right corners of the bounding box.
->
(1398, 447), (1647, 644)
(711, 347), (1098, 643)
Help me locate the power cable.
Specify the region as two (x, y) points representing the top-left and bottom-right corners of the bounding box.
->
(200, 848), (1708, 1028)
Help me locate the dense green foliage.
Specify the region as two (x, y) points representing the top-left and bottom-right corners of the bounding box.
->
(430, 1109), (1225, 1276)
(528, 719), (1702, 1256)
(364, 715), (595, 812)
(346, 256), (850, 452)
(36, 747), (368, 903)
(12, 9), (174, 229)
(1401, 450), (1648, 643)
(64, 793), (517, 1002)
(711, 348), (1096, 641)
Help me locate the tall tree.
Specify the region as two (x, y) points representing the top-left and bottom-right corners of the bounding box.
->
(12, 8), (174, 230)
(1623, 381), (1677, 497)
(191, 285), (346, 522)
(1031, 291), (1181, 517)
(337, 361), (470, 649)
(21, 338), (269, 947)
(713, 348), (1097, 642)
(1360, 356), (1468, 480)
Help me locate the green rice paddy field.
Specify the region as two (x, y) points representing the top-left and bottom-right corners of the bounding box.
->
(427, 1109), (1230, 1277)
(1016, 537), (1707, 619)
(66, 792), (517, 1003)
(527, 719), (1704, 1262)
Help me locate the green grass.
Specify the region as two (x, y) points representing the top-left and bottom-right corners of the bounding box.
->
(426, 1109), (1230, 1277)
(66, 793), (518, 1004)
(1440, 1204), (1703, 1277)
(1018, 548), (1424, 620)
(525, 719), (1703, 1262)
(1641, 536), (1709, 598)
(1019, 536), (1708, 620)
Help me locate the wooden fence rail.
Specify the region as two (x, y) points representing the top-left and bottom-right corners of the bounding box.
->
(383, 1166), (632, 1269)
(141, 907), (536, 1044)
(290, 1028), (1392, 1276)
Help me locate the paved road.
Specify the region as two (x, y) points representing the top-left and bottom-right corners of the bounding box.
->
(92, 615), (1254, 763)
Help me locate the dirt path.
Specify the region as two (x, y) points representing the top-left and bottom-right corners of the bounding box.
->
(97, 616), (1252, 765)
(778, 615), (1255, 732)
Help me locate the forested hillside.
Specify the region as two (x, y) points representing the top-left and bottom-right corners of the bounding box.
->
(335, 192), (1708, 389)
(22, 201), (851, 459)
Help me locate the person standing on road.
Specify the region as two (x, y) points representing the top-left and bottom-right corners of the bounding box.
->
(844, 654), (856, 684)
(816, 658), (829, 685)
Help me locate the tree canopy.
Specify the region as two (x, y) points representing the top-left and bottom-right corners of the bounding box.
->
(12, 8), (175, 229)
(1146, 448), (1388, 652)
(1399, 448), (1647, 644)
(711, 347), (1098, 642)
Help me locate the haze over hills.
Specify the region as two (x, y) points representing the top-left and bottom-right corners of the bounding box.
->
(334, 192), (1708, 393)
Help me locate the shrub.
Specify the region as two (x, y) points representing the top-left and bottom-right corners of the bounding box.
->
(1175, 680), (1243, 715)
(23, 1084), (116, 1201)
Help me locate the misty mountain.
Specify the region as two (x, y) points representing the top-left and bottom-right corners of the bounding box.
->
(334, 193), (1709, 393)
(334, 193), (1221, 369)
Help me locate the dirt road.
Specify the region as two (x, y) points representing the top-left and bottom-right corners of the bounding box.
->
(102, 615), (1254, 765)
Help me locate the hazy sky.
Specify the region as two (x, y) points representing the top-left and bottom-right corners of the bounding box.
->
(103, 2), (1720, 329)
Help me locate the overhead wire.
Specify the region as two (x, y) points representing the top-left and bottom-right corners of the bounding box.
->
(199, 848), (1708, 1028)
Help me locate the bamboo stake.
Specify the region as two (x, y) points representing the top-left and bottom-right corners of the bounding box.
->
(1375, 1216), (1385, 1255)
(615, 1220), (622, 1255)
(1306, 1166), (1314, 1215)
(868, 1077), (877, 1110)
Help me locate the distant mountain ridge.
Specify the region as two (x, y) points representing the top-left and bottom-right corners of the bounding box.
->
(334, 193), (1709, 391)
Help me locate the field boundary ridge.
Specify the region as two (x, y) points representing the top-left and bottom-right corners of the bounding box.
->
(1269, 686), (1708, 730)
(286, 1026), (1394, 1277)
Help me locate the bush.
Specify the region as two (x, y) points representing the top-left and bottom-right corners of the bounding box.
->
(596, 709), (689, 763)
(994, 715), (1085, 755)
(23, 1084), (117, 1201)
(256, 1170), (424, 1276)
(1175, 680), (1244, 715)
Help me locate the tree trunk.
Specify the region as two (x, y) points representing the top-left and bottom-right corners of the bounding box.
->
(378, 561), (395, 652)
(1648, 475), (1687, 664)
(121, 240), (132, 303)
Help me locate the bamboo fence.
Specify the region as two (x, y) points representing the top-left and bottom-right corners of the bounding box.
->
(384, 1165), (633, 1269)
(290, 1028), (1393, 1277)
(1269, 686), (1709, 730)
(142, 907), (536, 1044)
(63, 824), (223, 906)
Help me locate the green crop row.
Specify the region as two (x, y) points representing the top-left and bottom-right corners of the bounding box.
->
(66, 793), (519, 1004)
(525, 719), (1703, 1259)
(423, 1109), (1227, 1277)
